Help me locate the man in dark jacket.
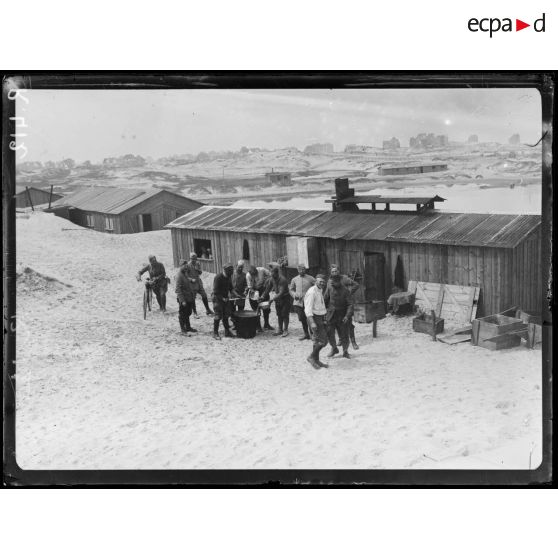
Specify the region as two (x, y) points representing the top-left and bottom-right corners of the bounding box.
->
(231, 259), (247, 312)
(246, 264), (273, 331)
(263, 263), (291, 337)
(324, 267), (354, 359)
(175, 260), (197, 334)
(136, 255), (168, 311)
(212, 263), (236, 340)
(184, 252), (214, 317)
(330, 263), (360, 350)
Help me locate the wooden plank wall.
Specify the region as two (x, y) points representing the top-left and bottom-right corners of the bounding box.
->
(169, 229), (541, 317)
(119, 193), (202, 233)
(171, 229), (288, 273)
(512, 228), (542, 313)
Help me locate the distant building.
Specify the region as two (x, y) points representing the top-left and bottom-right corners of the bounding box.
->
(102, 154), (146, 168)
(409, 133), (449, 149)
(265, 170), (292, 187)
(47, 187), (202, 234)
(378, 163), (448, 176)
(382, 137), (401, 150)
(468, 135), (479, 143)
(344, 144), (371, 153)
(509, 134), (521, 145)
(304, 143), (334, 155)
(15, 185), (63, 209)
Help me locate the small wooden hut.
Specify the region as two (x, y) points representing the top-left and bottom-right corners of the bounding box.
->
(48, 187), (203, 234)
(15, 185), (63, 208)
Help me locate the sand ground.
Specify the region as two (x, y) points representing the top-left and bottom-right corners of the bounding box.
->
(15, 212), (542, 469)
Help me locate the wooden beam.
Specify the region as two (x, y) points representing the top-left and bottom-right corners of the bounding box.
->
(26, 187), (34, 211)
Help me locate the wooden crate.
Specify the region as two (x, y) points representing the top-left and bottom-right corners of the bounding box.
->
(413, 315), (444, 335)
(354, 300), (386, 324)
(481, 333), (522, 351)
(471, 314), (525, 349)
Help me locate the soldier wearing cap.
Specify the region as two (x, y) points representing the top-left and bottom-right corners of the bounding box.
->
(329, 263), (360, 350)
(246, 264), (273, 331)
(175, 259), (197, 334)
(136, 255), (168, 312)
(324, 267), (354, 359)
(231, 259), (248, 312)
(304, 274), (329, 369)
(211, 263), (236, 340)
(289, 264), (315, 340)
(184, 252), (214, 317)
(262, 262), (291, 337)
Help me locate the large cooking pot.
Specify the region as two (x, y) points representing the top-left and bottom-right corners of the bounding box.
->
(233, 310), (259, 339)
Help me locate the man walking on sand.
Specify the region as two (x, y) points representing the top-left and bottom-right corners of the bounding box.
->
(212, 263), (236, 340)
(289, 264), (315, 341)
(324, 267), (354, 359)
(175, 260), (197, 334)
(304, 274), (329, 370)
(330, 263), (360, 350)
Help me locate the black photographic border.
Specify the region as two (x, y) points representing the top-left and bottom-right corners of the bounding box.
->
(2, 71), (554, 486)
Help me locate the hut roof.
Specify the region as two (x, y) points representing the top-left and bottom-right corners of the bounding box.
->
(15, 185), (60, 195)
(49, 187), (201, 215)
(166, 206), (541, 249)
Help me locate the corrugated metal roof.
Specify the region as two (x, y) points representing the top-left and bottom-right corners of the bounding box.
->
(386, 213), (541, 247)
(167, 206), (541, 248)
(49, 187), (155, 214)
(15, 185), (56, 195)
(49, 187), (198, 214)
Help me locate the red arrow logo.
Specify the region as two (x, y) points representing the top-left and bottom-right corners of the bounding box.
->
(516, 19), (530, 31)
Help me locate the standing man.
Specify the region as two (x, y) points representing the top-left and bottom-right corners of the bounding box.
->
(330, 263), (360, 350)
(324, 267), (354, 359)
(304, 274), (329, 369)
(246, 264), (273, 331)
(136, 255), (168, 312)
(263, 263), (291, 337)
(289, 264), (315, 341)
(185, 252), (214, 317)
(212, 263), (236, 340)
(175, 260), (197, 334)
(231, 259), (247, 312)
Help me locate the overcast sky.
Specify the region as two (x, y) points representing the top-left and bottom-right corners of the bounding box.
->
(18, 88), (541, 162)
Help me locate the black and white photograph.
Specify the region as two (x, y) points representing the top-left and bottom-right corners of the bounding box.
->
(3, 74), (552, 483)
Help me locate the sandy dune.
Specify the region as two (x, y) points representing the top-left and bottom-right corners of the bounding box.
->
(15, 212), (542, 469)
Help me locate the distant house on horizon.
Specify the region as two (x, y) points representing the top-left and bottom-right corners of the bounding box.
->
(304, 143), (334, 155)
(509, 134), (521, 145)
(265, 169), (292, 187)
(382, 137), (401, 150)
(378, 163), (448, 176)
(409, 133), (448, 149)
(47, 186), (203, 234)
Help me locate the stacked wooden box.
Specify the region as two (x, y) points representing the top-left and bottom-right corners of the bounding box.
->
(471, 314), (525, 350)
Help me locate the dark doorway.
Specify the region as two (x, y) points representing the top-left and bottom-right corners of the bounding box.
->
(242, 239), (250, 262)
(363, 252), (386, 302)
(140, 214), (152, 232)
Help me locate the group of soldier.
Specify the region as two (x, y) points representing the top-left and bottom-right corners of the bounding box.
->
(137, 253), (361, 370)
